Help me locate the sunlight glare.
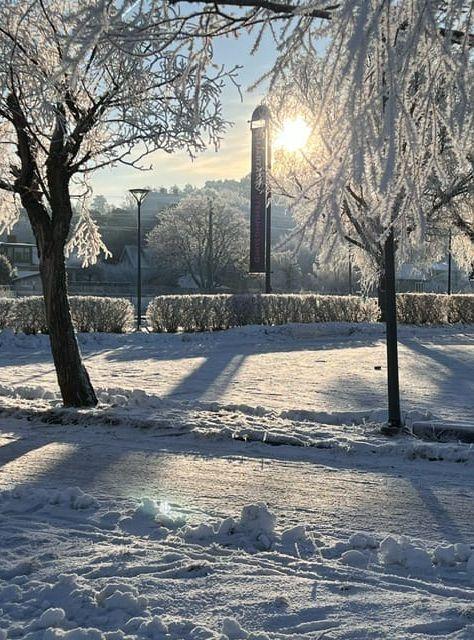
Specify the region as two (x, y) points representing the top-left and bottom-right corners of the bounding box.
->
(160, 500), (171, 515)
(274, 117), (311, 152)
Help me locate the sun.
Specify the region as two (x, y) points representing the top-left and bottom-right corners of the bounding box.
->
(274, 116), (311, 152)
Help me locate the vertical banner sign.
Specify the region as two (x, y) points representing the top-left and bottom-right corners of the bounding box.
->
(250, 106), (270, 273)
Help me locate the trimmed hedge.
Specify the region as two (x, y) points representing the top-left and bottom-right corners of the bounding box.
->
(397, 293), (474, 325)
(146, 294), (380, 332)
(9, 297), (48, 334)
(70, 297), (134, 333)
(0, 296), (134, 334)
(1, 293), (472, 335)
(0, 297), (16, 330)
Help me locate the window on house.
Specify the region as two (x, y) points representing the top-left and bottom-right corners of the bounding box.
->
(13, 247), (32, 264)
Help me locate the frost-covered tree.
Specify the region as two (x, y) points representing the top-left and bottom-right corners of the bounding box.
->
(267, 50), (473, 306)
(147, 190), (248, 290)
(0, 1), (234, 406)
(91, 195), (110, 216)
(0, 254), (15, 285)
(177, 0), (473, 298)
(272, 250), (303, 292)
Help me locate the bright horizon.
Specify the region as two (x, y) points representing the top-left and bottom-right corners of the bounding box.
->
(90, 33), (276, 204)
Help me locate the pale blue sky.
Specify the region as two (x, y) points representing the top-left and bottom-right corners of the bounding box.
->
(90, 33), (276, 204)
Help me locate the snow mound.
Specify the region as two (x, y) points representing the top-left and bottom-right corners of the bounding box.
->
(340, 549), (369, 568)
(138, 616), (168, 637)
(433, 544), (457, 566)
(37, 607), (66, 628)
(454, 543), (472, 563)
(379, 536), (432, 572)
(135, 497), (186, 529)
(348, 531), (378, 550)
(182, 503), (276, 551)
(467, 554), (474, 581)
(96, 583), (148, 615)
(44, 630), (104, 640)
(222, 618), (248, 639)
(181, 505), (316, 557)
(221, 618), (271, 640)
(0, 486), (98, 512)
(279, 525), (315, 557)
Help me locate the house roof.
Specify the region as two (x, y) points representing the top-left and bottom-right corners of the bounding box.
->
(13, 270), (41, 281)
(119, 245), (152, 268)
(431, 262), (449, 272)
(0, 241), (36, 248)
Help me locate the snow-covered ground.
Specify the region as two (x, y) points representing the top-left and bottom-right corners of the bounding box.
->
(0, 322), (473, 425)
(0, 323), (473, 638)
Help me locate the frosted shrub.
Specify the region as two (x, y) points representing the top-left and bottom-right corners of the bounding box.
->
(188, 296), (223, 332)
(228, 294), (263, 326)
(4, 296), (133, 334)
(260, 295), (379, 325)
(9, 296), (48, 334)
(396, 293), (474, 325)
(69, 297), (134, 333)
(0, 297), (16, 330)
(396, 294), (449, 325)
(448, 294), (474, 324)
(146, 295), (184, 333)
(147, 294), (380, 332)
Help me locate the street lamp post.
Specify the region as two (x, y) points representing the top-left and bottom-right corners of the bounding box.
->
(129, 188), (150, 330)
(447, 227), (452, 295)
(250, 105), (272, 292)
(250, 106), (403, 435)
(348, 246), (353, 295)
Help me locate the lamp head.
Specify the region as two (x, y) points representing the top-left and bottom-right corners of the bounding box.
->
(129, 188), (151, 204)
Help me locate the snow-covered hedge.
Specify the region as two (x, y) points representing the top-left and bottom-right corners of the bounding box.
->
(0, 296), (134, 334)
(447, 294), (474, 324)
(0, 297), (17, 330)
(146, 294), (380, 332)
(9, 296), (49, 334)
(397, 293), (474, 325)
(70, 297), (134, 333)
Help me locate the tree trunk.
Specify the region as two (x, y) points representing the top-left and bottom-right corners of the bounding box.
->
(40, 243), (97, 407)
(377, 271), (386, 322)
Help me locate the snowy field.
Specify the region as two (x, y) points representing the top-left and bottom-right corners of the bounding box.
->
(0, 322), (473, 425)
(0, 323), (473, 639)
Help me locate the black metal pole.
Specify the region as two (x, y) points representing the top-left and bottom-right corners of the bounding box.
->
(348, 250), (353, 295)
(208, 198), (214, 292)
(137, 200), (142, 331)
(265, 125), (272, 294)
(447, 227), (452, 295)
(382, 228), (401, 433)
